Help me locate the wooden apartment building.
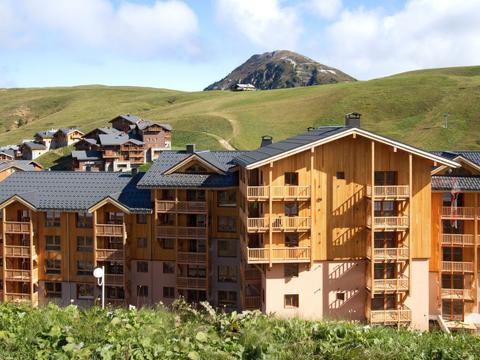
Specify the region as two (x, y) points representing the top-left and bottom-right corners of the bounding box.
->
(0, 113), (472, 331)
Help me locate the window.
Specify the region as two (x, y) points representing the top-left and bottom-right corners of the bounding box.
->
(217, 190), (237, 207)
(217, 239), (237, 257)
(374, 263), (396, 279)
(160, 238), (174, 249)
(374, 232), (396, 249)
(77, 283), (94, 300)
(17, 209), (29, 222)
(284, 264), (299, 277)
(45, 235), (61, 251)
(45, 211), (60, 227)
(285, 233), (299, 247)
(77, 261), (93, 276)
(45, 282), (62, 298)
(442, 274), (464, 289)
(442, 300), (463, 320)
(218, 290), (237, 307)
(76, 236), (93, 252)
(159, 213), (175, 226)
(187, 265), (206, 278)
(443, 247), (463, 261)
(186, 189), (206, 201)
(106, 286), (124, 300)
(163, 262), (175, 274)
(107, 212), (124, 224)
(218, 216), (237, 232)
(443, 220), (464, 234)
(161, 189), (175, 201)
(336, 292), (345, 301)
(137, 237), (147, 248)
(185, 164), (208, 173)
(45, 259), (61, 274)
(137, 261), (149, 273)
(374, 171), (397, 186)
(218, 265), (237, 283)
(76, 212), (93, 228)
(284, 202), (298, 217)
(371, 294), (396, 310)
(336, 171), (345, 180)
(374, 201), (396, 217)
(163, 287), (175, 298)
(284, 294), (299, 308)
(137, 285), (149, 297)
(443, 192), (464, 207)
(136, 214), (147, 224)
(284, 172), (299, 186)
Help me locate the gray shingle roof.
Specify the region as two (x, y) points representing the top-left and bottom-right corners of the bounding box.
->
(137, 121), (173, 132)
(57, 128), (82, 136)
(0, 150), (15, 158)
(0, 171), (151, 213)
(431, 151), (480, 167)
(22, 141), (46, 150)
(112, 114), (142, 124)
(234, 126), (348, 167)
(138, 150), (248, 188)
(432, 176), (480, 191)
(71, 151), (103, 161)
(0, 160), (39, 172)
(35, 129), (57, 139)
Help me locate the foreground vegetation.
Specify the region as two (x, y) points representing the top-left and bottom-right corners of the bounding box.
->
(0, 302), (478, 359)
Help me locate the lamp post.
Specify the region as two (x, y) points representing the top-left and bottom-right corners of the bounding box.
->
(93, 266), (105, 309)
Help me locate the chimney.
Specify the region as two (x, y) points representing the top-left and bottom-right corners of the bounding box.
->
(345, 112), (361, 127)
(260, 135), (273, 147)
(186, 144), (196, 153)
(307, 127), (315, 132)
(131, 167), (138, 176)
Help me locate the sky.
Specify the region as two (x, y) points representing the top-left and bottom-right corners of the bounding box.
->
(1, 0), (480, 91)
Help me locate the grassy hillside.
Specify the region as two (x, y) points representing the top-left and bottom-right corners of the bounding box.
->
(0, 301), (478, 359)
(1, 66), (480, 153)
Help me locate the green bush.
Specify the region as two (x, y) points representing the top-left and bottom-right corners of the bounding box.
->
(0, 301), (478, 359)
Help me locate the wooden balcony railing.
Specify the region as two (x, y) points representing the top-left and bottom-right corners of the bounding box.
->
(367, 244), (409, 261)
(441, 207), (476, 219)
(246, 217), (270, 232)
(96, 224), (124, 237)
(244, 296), (261, 309)
(4, 293), (31, 303)
(4, 245), (33, 258)
(4, 269), (34, 281)
(156, 200), (207, 214)
(102, 150), (119, 158)
(441, 261), (474, 272)
(441, 234), (475, 246)
(247, 246), (311, 264)
(177, 251), (207, 264)
(367, 216), (409, 230)
(246, 186), (311, 200)
(271, 217), (311, 231)
(368, 277), (409, 292)
(105, 274), (124, 285)
(176, 277), (207, 289)
(157, 226), (207, 239)
(4, 221), (31, 234)
(96, 249), (124, 261)
(441, 288), (474, 301)
(368, 307), (412, 324)
(366, 185), (409, 199)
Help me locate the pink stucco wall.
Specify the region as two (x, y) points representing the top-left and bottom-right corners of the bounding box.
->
(405, 259), (430, 330)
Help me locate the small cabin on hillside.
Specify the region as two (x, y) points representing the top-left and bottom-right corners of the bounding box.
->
(53, 128), (84, 148)
(233, 83), (256, 91)
(20, 141), (47, 160)
(34, 129), (57, 150)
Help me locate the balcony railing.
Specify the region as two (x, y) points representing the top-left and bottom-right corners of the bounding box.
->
(4, 293), (31, 303)
(368, 277), (409, 292)
(246, 186), (311, 200)
(246, 217), (270, 232)
(368, 307), (412, 324)
(4, 221), (31, 234)
(367, 216), (409, 230)
(441, 234), (475, 246)
(96, 249), (124, 261)
(177, 251), (207, 264)
(156, 226), (207, 239)
(156, 200), (207, 214)
(176, 277), (207, 290)
(441, 288), (474, 301)
(247, 246), (311, 264)
(4, 269), (34, 281)
(244, 296), (261, 309)
(367, 244), (409, 261)
(246, 217), (311, 232)
(4, 245), (34, 258)
(105, 274), (124, 285)
(366, 185), (409, 199)
(441, 261), (474, 272)
(96, 224), (124, 237)
(441, 207), (476, 219)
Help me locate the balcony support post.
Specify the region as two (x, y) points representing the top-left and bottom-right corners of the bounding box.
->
(93, 210), (98, 267)
(269, 162), (273, 268)
(370, 141), (375, 300)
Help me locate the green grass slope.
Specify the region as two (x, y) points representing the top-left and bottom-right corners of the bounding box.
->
(1, 66), (480, 152)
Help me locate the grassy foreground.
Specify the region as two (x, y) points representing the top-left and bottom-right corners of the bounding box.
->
(0, 302), (478, 359)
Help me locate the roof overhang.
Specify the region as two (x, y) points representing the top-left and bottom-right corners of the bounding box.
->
(0, 195), (37, 211)
(243, 127), (460, 170)
(431, 155), (480, 175)
(88, 196), (131, 214)
(164, 154), (226, 175)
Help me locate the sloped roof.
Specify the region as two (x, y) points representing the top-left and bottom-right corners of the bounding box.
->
(110, 114), (142, 124)
(432, 176), (480, 191)
(0, 160), (41, 172)
(98, 134), (143, 146)
(57, 128), (83, 136)
(71, 150), (103, 161)
(35, 129), (57, 139)
(137, 121), (173, 132)
(431, 151), (480, 167)
(0, 171), (151, 213)
(22, 141), (46, 150)
(138, 150), (248, 188)
(0, 150), (15, 158)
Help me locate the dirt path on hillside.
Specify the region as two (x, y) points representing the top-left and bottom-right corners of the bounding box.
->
(202, 131), (236, 150)
(208, 112), (240, 150)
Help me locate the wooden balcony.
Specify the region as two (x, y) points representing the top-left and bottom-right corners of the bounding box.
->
(441, 261), (474, 273)
(156, 226), (207, 239)
(368, 307), (411, 324)
(366, 185), (409, 200)
(246, 217), (270, 232)
(4, 245), (34, 258)
(4, 221), (31, 234)
(102, 150), (119, 158)
(4, 292), (31, 303)
(244, 296), (261, 309)
(441, 234), (475, 246)
(105, 274), (124, 285)
(366, 244), (409, 261)
(246, 186), (310, 201)
(441, 288), (474, 301)
(176, 277), (207, 290)
(96, 224), (124, 237)
(368, 276), (409, 293)
(367, 216), (409, 231)
(177, 251), (207, 264)
(96, 248), (124, 261)
(246, 217), (311, 232)
(156, 200), (207, 214)
(246, 246), (311, 264)
(4, 269), (35, 281)
(441, 207), (475, 220)
(106, 299), (125, 306)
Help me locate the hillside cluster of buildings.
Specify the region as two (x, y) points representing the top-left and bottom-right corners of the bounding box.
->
(0, 112), (479, 333)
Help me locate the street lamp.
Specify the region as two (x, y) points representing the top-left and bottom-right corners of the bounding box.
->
(93, 266), (105, 309)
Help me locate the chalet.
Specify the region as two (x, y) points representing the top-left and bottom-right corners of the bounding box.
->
(234, 83), (256, 91)
(71, 151), (104, 172)
(98, 134), (144, 172)
(0, 151), (15, 161)
(134, 121), (172, 161)
(34, 129), (57, 150)
(53, 128), (84, 148)
(20, 141), (47, 160)
(109, 114), (143, 133)
(0, 160), (42, 181)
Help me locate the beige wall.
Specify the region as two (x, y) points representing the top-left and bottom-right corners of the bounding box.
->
(405, 259), (430, 330)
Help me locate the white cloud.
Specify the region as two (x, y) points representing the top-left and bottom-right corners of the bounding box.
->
(215, 0), (302, 50)
(323, 0), (480, 79)
(0, 0), (199, 58)
(309, 0), (342, 20)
